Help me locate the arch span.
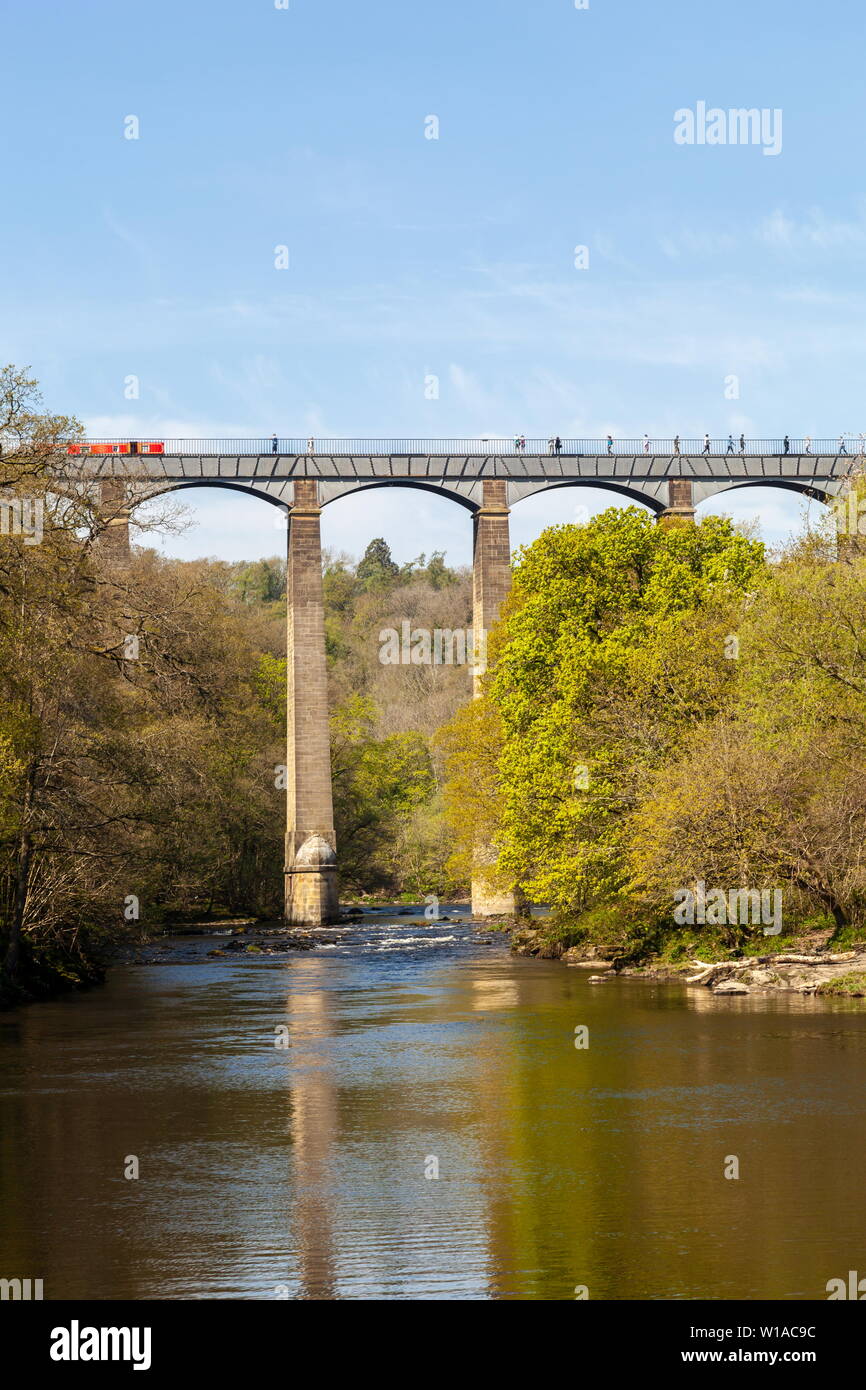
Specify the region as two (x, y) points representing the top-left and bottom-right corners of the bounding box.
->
(134, 479), (290, 510)
(318, 478), (478, 513)
(509, 478), (665, 515)
(704, 478), (832, 505)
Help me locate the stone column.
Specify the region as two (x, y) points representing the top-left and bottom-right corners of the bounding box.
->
(284, 479), (339, 925)
(98, 477), (131, 556)
(658, 477), (695, 525)
(471, 479), (512, 695)
(471, 478), (517, 916)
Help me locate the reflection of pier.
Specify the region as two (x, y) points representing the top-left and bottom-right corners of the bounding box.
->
(284, 962), (339, 1300)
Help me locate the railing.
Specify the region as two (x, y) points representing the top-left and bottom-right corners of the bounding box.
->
(65, 437), (866, 458)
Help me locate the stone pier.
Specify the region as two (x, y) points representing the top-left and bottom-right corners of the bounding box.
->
(284, 479), (339, 925)
(659, 477), (695, 525)
(471, 478), (517, 916)
(98, 478), (131, 556)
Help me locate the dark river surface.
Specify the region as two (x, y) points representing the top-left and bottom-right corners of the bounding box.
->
(1, 907), (865, 1301)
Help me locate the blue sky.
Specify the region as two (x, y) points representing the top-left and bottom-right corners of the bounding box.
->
(2, 0), (862, 564)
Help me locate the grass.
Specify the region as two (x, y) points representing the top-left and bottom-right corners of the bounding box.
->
(817, 972), (866, 997)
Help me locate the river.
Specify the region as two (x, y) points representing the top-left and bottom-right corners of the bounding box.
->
(1, 907), (864, 1301)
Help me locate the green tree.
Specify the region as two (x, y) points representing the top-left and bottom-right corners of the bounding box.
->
(631, 546), (866, 935)
(356, 538), (400, 590)
(442, 507), (766, 916)
(330, 696), (441, 893)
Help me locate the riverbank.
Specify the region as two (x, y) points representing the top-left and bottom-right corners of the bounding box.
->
(0, 945), (104, 1011)
(510, 922), (866, 997)
(11, 902), (865, 1010)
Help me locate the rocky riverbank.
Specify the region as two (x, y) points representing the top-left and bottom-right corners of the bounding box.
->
(510, 927), (866, 997)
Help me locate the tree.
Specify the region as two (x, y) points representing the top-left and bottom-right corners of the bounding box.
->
(330, 696), (441, 893)
(630, 548), (866, 935)
(356, 538), (400, 590)
(0, 364), (82, 487)
(440, 507), (766, 915)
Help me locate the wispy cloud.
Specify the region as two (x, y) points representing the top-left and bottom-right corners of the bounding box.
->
(756, 205), (866, 251)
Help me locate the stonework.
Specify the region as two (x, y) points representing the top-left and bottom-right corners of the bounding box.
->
(98, 478), (131, 556)
(471, 479), (517, 917)
(284, 479), (339, 925)
(659, 476), (695, 524)
(288, 833), (338, 926)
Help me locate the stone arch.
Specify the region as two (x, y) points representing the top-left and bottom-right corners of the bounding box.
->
(508, 478), (666, 515)
(706, 478), (832, 505)
(130, 478), (291, 510)
(318, 478), (479, 513)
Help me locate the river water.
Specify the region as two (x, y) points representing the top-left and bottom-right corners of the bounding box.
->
(1, 907), (864, 1301)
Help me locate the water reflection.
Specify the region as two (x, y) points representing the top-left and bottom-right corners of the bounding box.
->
(1, 922), (865, 1300)
(470, 979), (520, 1011)
(285, 964), (338, 1299)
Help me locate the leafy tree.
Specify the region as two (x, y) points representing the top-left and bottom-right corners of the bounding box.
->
(356, 537), (400, 590)
(232, 558), (285, 605)
(631, 544), (866, 934)
(441, 507), (766, 915)
(423, 551), (457, 590)
(330, 696), (441, 893)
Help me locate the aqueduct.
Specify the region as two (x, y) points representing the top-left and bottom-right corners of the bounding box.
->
(75, 442), (856, 924)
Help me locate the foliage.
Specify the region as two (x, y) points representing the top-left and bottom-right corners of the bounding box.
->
(446, 507), (766, 916)
(631, 550), (866, 933)
(0, 383), (475, 1002)
(438, 488), (866, 952)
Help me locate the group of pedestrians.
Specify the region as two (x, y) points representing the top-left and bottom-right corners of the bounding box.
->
(511, 433), (567, 455)
(271, 436), (316, 454)
(514, 435), (564, 454)
(621, 433), (857, 456)
(264, 433), (864, 457)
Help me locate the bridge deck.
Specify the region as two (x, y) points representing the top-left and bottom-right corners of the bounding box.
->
(64, 453), (855, 482)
